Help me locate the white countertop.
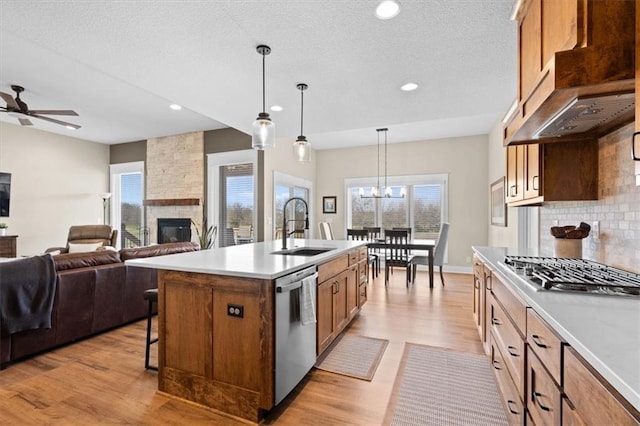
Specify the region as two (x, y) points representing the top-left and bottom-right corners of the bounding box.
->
(473, 246), (640, 412)
(125, 239), (366, 280)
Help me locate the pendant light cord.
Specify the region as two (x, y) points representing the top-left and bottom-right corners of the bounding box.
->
(384, 129), (388, 193)
(377, 130), (381, 193)
(300, 89), (304, 136)
(262, 52), (266, 114)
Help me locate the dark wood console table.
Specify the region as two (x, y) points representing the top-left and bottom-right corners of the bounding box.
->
(0, 235), (18, 257)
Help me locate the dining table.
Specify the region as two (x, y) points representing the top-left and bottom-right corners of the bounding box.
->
(367, 239), (436, 287)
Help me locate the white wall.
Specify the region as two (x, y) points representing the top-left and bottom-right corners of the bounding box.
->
(315, 134), (489, 269)
(487, 118), (519, 247)
(0, 122), (109, 255)
(263, 137), (317, 240)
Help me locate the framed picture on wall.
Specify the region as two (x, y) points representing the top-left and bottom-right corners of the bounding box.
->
(323, 196), (337, 214)
(490, 177), (507, 227)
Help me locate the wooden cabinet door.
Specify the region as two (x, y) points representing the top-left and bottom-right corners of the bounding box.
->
(519, 0), (542, 100)
(333, 271), (349, 333)
(524, 143), (541, 199)
(542, 0), (580, 64)
(506, 145), (525, 203)
(317, 279), (336, 355)
(347, 265), (359, 320)
(473, 271), (482, 329)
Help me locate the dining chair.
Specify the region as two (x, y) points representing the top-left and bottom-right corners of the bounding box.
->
(347, 229), (376, 280)
(411, 223), (450, 286)
(384, 229), (413, 287)
(318, 222), (335, 240)
(392, 227), (413, 255)
(363, 226), (381, 279)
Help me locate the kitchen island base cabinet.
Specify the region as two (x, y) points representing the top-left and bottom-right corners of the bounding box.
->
(158, 270), (274, 423)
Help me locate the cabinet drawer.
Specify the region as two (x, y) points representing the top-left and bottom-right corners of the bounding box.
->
(348, 250), (359, 266)
(358, 246), (367, 260)
(489, 294), (526, 400)
(527, 308), (563, 386)
(490, 334), (525, 426)
(318, 255), (349, 283)
(359, 283), (367, 306)
(358, 262), (367, 285)
(527, 346), (561, 426)
(492, 273), (526, 336)
(563, 346), (640, 425)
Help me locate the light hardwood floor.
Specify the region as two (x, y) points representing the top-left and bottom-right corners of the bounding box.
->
(0, 269), (482, 425)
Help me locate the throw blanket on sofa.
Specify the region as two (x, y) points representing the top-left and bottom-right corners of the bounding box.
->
(0, 254), (57, 335)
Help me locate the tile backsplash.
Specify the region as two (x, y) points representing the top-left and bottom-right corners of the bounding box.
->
(539, 123), (639, 272)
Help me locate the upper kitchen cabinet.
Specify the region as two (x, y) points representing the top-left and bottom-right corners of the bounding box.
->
(506, 138), (598, 206)
(504, 0), (635, 145)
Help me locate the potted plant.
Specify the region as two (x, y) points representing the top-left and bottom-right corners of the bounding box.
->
(191, 216), (217, 250)
(0, 223), (7, 236)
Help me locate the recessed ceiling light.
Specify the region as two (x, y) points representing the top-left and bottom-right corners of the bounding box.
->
(401, 82), (418, 91)
(169, 104), (182, 110)
(270, 105), (283, 112)
(376, 0), (400, 19)
(65, 125), (76, 130)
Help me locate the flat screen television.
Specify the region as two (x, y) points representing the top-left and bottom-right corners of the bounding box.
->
(0, 172), (11, 217)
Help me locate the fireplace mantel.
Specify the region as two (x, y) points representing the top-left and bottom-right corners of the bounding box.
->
(144, 198), (200, 206)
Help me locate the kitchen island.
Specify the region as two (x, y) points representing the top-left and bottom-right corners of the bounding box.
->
(126, 239), (366, 423)
(473, 246), (640, 423)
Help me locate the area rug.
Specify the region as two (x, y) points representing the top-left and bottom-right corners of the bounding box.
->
(314, 334), (389, 381)
(383, 343), (508, 426)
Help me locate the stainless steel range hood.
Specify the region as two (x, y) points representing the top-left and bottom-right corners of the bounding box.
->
(535, 93), (635, 139)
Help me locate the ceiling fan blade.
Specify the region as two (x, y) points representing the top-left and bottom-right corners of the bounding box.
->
(30, 113), (81, 129)
(28, 109), (79, 116)
(18, 118), (33, 126)
(0, 92), (19, 109)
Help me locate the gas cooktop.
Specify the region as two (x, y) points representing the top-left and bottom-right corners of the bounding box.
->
(500, 256), (640, 297)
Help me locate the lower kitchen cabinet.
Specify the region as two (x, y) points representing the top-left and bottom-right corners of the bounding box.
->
(317, 248), (367, 356)
(563, 346), (640, 425)
(473, 253), (640, 426)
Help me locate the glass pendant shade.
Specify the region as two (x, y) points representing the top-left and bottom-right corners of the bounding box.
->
(252, 45), (275, 150)
(252, 112), (276, 150)
(358, 187), (365, 197)
(293, 136), (310, 162)
(385, 186), (393, 197)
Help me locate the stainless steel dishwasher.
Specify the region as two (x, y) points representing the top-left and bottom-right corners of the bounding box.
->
(274, 265), (318, 405)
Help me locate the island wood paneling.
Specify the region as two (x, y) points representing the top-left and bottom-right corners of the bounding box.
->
(157, 269), (274, 423)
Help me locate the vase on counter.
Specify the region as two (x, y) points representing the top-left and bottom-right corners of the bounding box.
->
(0, 228), (6, 236)
(553, 238), (582, 258)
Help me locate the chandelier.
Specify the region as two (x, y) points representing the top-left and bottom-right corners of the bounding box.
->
(360, 128), (405, 199)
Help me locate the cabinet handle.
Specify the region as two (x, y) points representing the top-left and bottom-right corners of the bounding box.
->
(507, 400), (520, 415)
(531, 334), (547, 348)
(509, 185), (518, 197)
(507, 345), (519, 357)
(533, 391), (551, 412)
(492, 360), (502, 370)
(532, 175), (539, 191)
(486, 275), (492, 290)
(491, 317), (503, 326)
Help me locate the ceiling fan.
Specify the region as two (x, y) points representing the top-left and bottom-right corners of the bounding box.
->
(0, 85), (81, 129)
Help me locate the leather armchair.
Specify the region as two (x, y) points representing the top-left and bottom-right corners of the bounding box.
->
(45, 225), (118, 254)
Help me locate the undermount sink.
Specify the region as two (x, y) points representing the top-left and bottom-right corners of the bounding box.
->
(271, 247), (336, 256)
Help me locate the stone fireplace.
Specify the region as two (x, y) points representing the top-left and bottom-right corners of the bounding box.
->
(145, 132), (204, 244)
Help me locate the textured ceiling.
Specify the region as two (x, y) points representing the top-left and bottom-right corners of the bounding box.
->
(0, 0), (517, 149)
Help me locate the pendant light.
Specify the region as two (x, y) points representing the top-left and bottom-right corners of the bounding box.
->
(252, 45), (276, 150)
(360, 128), (405, 198)
(293, 83), (310, 162)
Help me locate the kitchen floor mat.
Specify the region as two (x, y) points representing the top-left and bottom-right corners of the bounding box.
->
(383, 343), (509, 426)
(314, 334), (389, 381)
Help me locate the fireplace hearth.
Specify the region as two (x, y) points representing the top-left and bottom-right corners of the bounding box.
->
(158, 218), (192, 244)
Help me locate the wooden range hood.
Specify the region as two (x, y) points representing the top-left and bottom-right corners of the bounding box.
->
(504, 0), (636, 146)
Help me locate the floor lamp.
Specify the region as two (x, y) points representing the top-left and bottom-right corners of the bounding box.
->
(101, 192), (112, 225)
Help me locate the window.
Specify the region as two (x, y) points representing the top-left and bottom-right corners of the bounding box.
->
(274, 172), (312, 240)
(110, 162), (145, 248)
(345, 174), (448, 239)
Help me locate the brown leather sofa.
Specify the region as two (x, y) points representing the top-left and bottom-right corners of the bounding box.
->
(0, 242), (199, 368)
